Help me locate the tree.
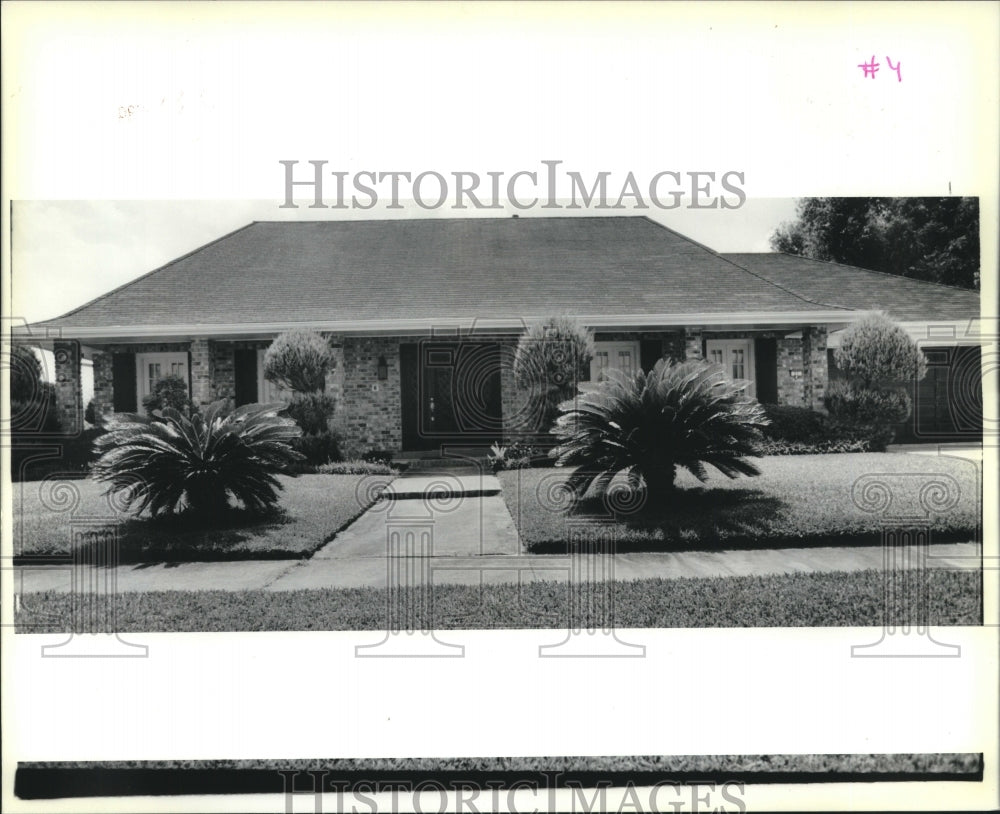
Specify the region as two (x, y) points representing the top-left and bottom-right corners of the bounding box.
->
(9, 344), (43, 402)
(834, 312), (927, 389)
(824, 312), (928, 450)
(263, 330), (335, 394)
(263, 330), (339, 462)
(513, 316), (594, 434)
(771, 197), (980, 289)
(7, 345), (60, 433)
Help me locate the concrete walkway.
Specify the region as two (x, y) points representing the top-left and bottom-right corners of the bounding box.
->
(13, 471), (982, 594)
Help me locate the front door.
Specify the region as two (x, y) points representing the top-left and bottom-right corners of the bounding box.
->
(705, 339), (756, 396)
(400, 342), (503, 451)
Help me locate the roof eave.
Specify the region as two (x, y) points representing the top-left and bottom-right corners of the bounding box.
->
(14, 310), (862, 343)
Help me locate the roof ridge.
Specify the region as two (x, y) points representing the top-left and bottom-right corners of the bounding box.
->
(641, 217), (852, 312)
(727, 252), (981, 296)
(37, 222), (259, 325)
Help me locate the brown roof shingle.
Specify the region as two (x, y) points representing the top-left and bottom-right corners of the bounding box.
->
(37, 217), (844, 333)
(723, 252), (980, 322)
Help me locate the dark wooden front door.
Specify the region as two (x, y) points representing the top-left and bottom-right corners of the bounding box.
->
(400, 342), (503, 451)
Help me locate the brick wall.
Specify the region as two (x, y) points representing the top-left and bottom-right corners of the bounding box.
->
(338, 336), (402, 457)
(91, 352), (114, 422)
(53, 341), (82, 433)
(775, 328), (828, 409)
(776, 336), (806, 406)
(189, 338), (212, 406)
(684, 329), (704, 360)
(804, 326), (828, 411)
(88, 342), (199, 417)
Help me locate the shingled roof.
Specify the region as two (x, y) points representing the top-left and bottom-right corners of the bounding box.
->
(35, 217), (847, 336)
(723, 253), (980, 322)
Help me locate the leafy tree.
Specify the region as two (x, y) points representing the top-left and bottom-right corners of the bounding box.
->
(513, 316), (594, 433)
(9, 344), (43, 402)
(834, 312), (927, 389)
(92, 402), (303, 517)
(824, 313), (928, 450)
(771, 197), (979, 289)
(263, 330), (335, 394)
(551, 358), (769, 500)
(7, 345), (59, 434)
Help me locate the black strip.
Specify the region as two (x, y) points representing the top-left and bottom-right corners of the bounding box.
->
(111, 353), (137, 412)
(14, 764), (984, 800)
(233, 348), (258, 406)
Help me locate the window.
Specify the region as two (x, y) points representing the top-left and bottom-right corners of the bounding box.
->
(704, 339), (756, 396)
(257, 349), (294, 404)
(590, 341), (639, 383)
(135, 352), (189, 401)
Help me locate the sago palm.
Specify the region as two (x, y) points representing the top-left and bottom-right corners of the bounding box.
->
(550, 358), (770, 500)
(92, 401), (303, 517)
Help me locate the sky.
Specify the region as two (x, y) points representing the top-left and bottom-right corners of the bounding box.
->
(10, 198), (799, 325)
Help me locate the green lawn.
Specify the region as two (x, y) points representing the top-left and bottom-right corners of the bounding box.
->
(12, 473), (392, 563)
(499, 453), (981, 552)
(14, 568), (981, 631)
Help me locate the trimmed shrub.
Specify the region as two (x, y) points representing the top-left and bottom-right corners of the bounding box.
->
(513, 316), (594, 433)
(283, 392), (337, 435)
(487, 440), (552, 473)
(834, 312), (927, 388)
(361, 449), (395, 467)
(10, 428), (106, 482)
(757, 402), (894, 455)
(92, 401), (303, 517)
(824, 381), (911, 425)
(8, 365), (66, 480)
(759, 404), (830, 444)
(142, 374), (192, 416)
(551, 358), (769, 500)
(9, 345), (43, 403)
(824, 381), (909, 451)
(289, 432), (342, 470)
(317, 460), (399, 475)
(263, 330), (335, 394)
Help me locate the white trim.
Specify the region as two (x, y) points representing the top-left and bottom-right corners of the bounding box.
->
(17, 311), (865, 342)
(256, 349), (293, 404)
(827, 319), (988, 349)
(705, 338), (757, 396)
(590, 340), (640, 382)
(135, 352), (189, 402)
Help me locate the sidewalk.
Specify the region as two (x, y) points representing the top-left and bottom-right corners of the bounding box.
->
(13, 472), (982, 594)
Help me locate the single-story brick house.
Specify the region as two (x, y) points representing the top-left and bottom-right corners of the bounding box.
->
(18, 216), (982, 455)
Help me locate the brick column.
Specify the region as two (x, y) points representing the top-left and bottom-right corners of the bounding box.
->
(210, 342), (236, 404)
(189, 338), (213, 407)
(91, 350), (115, 423)
(776, 335), (805, 406)
(805, 326), (828, 411)
(325, 335), (345, 413)
(683, 329), (703, 361)
(53, 341), (82, 433)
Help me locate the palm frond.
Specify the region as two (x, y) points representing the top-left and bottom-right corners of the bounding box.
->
(92, 400), (304, 517)
(551, 358), (769, 502)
